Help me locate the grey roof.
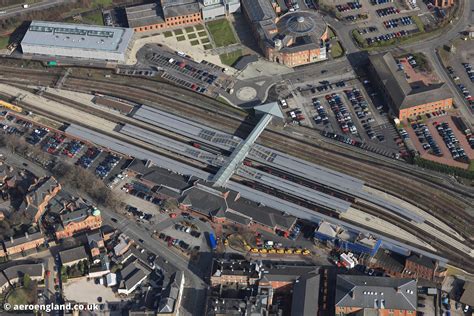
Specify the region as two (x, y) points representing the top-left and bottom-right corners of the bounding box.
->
(241, 0), (276, 22)
(60, 246), (88, 264)
(254, 102), (284, 119)
(224, 211), (251, 226)
(0, 273), (8, 288)
(369, 52), (452, 111)
(179, 185), (228, 216)
(4, 231), (43, 249)
(163, 1), (200, 18)
(66, 124), (212, 180)
(461, 281), (474, 306)
(335, 275), (417, 311)
(22, 21), (133, 54)
(291, 271), (321, 316)
(2, 263), (43, 280)
(261, 265), (317, 282)
(126, 3), (164, 28)
(60, 207), (90, 225)
(120, 259), (151, 291)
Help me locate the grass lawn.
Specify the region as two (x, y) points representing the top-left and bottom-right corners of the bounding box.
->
(81, 10), (104, 25)
(185, 26), (195, 33)
(190, 39), (200, 46)
(219, 49), (242, 66)
(330, 41), (344, 58)
(0, 36), (11, 49)
(7, 287), (35, 305)
(174, 29), (183, 35)
(198, 31), (207, 37)
(201, 37), (210, 44)
(195, 24), (205, 30)
(176, 36), (186, 41)
(203, 44), (213, 50)
(469, 160), (474, 172)
(412, 15), (425, 32)
(163, 31), (173, 38)
(188, 33), (197, 39)
(91, 0), (113, 7)
(206, 19), (237, 47)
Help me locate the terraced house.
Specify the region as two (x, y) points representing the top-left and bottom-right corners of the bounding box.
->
(55, 207), (102, 239)
(19, 176), (61, 223)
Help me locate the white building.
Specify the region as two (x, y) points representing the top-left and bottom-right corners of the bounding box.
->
(201, 0), (240, 20)
(21, 21), (134, 63)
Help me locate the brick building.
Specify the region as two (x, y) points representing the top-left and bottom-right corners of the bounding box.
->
(433, 0), (454, 7)
(3, 231), (45, 256)
(210, 259), (260, 286)
(126, 0), (202, 33)
(20, 176), (61, 223)
(402, 254), (436, 281)
(55, 207), (102, 239)
(241, 0), (328, 67)
(369, 52), (453, 120)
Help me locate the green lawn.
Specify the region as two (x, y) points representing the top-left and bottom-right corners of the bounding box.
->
(206, 19), (237, 47)
(176, 35), (186, 41)
(203, 44), (213, 50)
(412, 15), (425, 32)
(0, 36), (11, 49)
(7, 288), (35, 305)
(91, 0), (113, 8)
(163, 31), (173, 38)
(330, 41), (344, 58)
(195, 24), (205, 30)
(185, 26), (195, 33)
(198, 31), (207, 37)
(469, 160), (474, 172)
(188, 33), (197, 39)
(219, 49), (242, 66)
(190, 39), (200, 46)
(174, 29), (183, 35)
(201, 37), (210, 44)
(82, 10), (104, 25)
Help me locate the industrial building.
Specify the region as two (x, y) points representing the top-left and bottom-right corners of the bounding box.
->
(21, 21), (134, 63)
(241, 0), (328, 67)
(368, 52), (453, 120)
(126, 0), (202, 32)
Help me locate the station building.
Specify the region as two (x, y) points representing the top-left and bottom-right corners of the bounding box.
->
(241, 0), (328, 67)
(126, 0), (202, 32)
(21, 21), (134, 63)
(368, 52), (453, 120)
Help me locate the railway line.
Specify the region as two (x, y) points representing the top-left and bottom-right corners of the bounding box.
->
(0, 70), (473, 269)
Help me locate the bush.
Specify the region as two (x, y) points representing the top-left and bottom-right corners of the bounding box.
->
(413, 157), (474, 179)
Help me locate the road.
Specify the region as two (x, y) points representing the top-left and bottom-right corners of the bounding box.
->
(0, 0), (65, 19)
(0, 148), (208, 316)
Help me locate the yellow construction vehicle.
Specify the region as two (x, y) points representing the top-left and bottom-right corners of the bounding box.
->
(259, 249), (268, 254)
(285, 248), (293, 254)
(276, 249), (284, 254)
(268, 249), (276, 254)
(302, 249), (311, 255)
(250, 248), (259, 253)
(0, 100), (22, 113)
(294, 248), (302, 254)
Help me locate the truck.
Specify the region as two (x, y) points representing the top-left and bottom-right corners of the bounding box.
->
(208, 232), (217, 250)
(452, 116), (472, 136)
(340, 252), (357, 269)
(22, 4), (29, 9)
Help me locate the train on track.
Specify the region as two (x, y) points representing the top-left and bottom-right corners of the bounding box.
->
(0, 100), (22, 113)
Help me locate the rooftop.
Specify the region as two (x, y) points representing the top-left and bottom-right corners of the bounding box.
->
(22, 21), (134, 53)
(125, 3), (165, 28)
(369, 52), (452, 110)
(336, 275), (417, 311)
(59, 246), (88, 264)
(291, 271), (321, 316)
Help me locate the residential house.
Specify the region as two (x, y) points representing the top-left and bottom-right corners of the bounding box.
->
(113, 233), (133, 257)
(158, 271), (185, 315)
(118, 258), (152, 295)
(0, 262), (44, 293)
(4, 231), (45, 256)
(335, 275), (417, 316)
(59, 246), (88, 267)
(210, 258), (260, 286)
(89, 252), (110, 278)
(20, 176), (61, 223)
(87, 229), (105, 258)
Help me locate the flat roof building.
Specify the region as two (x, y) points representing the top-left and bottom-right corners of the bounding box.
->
(368, 52), (453, 120)
(21, 21), (134, 63)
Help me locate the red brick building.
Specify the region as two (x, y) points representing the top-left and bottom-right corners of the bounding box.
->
(55, 207), (102, 240)
(402, 254), (436, 281)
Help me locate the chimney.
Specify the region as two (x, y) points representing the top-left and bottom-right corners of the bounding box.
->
(10, 236), (13, 243)
(25, 232), (29, 239)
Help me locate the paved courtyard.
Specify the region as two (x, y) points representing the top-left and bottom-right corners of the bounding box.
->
(63, 278), (119, 304)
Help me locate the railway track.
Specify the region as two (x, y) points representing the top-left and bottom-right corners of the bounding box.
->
(0, 70), (473, 265)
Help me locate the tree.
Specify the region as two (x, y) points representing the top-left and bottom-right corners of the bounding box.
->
(163, 199), (178, 211)
(23, 273), (31, 289)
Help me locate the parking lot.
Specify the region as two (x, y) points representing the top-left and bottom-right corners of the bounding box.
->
(405, 114), (474, 169)
(136, 44), (233, 98)
(278, 77), (405, 158)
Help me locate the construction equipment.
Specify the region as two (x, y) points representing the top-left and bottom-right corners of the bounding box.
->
(0, 100), (22, 113)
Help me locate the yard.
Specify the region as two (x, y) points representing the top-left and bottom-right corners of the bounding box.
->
(0, 36), (11, 49)
(219, 50), (242, 66)
(330, 41), (344, 58)
(6, 287), (36, 305)
(206, 18), (237, 47)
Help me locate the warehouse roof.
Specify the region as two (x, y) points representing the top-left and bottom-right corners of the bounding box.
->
(126, 3), (165, 28)
(22, 21), (133, 53)
(369, 52), (452, 111)
(336, 275), (417, 311)
(163, 1), (200, 18)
